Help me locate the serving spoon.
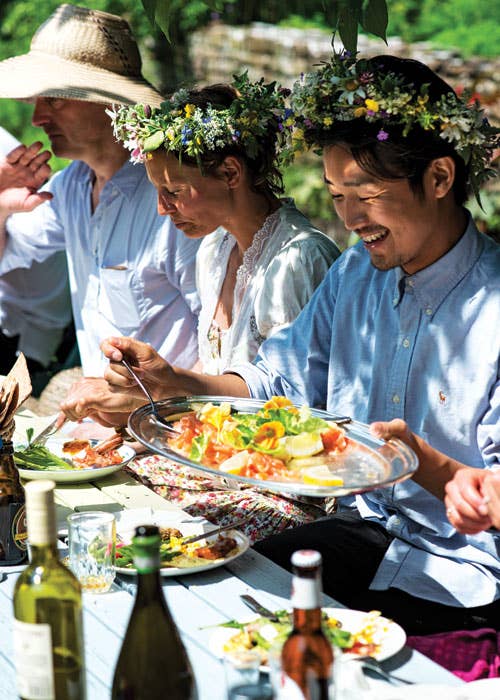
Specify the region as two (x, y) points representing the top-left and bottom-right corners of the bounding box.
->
(120, 358), (180, 436)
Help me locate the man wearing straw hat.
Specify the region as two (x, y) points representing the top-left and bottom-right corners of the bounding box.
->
(0, 4), (200, 378)
(0, 127), (72, 385)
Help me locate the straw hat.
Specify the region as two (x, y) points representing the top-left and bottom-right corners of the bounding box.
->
(0, 4), (163, 107)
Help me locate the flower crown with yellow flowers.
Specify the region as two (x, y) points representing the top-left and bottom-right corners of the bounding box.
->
(288, 51), (499, 196)
(109, 72), (293, 169)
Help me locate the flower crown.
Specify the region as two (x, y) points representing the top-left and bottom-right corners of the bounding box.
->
(289, 52), (499, 195)
(109, 72), (292, 168)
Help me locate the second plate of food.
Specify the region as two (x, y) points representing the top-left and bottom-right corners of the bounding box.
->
(14, 436), (135, 483)
(113, 508), (250, 577)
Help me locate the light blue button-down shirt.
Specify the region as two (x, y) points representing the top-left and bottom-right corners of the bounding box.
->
(232, 216), (500, 607)
(1, 159), (200, 375)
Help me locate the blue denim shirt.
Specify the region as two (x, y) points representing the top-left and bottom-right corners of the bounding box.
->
(232, 216), (500, 607)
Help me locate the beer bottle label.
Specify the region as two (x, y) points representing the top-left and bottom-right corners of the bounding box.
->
(290, 575), (321, 610)
(13, 619), (55, 700)
(0, 502), (28, 563)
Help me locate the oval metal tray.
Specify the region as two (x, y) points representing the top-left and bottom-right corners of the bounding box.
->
(127, 396), (418, 498)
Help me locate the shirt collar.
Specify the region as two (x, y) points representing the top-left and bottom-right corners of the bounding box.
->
(392, 213), (483, 316)
(74, 158), (146, 198)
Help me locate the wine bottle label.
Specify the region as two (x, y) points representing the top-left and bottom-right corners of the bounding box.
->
(290, 575), (321, 610)
(13, 619), (55, 700)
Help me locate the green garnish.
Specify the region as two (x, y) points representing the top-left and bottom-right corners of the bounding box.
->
(14, 444), (73, 471)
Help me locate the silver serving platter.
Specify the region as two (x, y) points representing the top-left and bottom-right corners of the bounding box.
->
(127, 396), (418, 498)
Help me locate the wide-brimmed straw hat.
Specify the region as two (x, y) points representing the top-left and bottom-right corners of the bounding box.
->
(0, 4), (163, 107)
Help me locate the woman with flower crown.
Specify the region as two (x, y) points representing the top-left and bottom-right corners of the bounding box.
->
(61, 73), (340, 542)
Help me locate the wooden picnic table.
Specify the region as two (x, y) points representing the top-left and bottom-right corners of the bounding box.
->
(0, 412), (464, 699)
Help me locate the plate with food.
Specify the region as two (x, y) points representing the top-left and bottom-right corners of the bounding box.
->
(113, 508), (250, 577)
(209, 608), (406, 666)
(14, 435), (135, 483)
(128, 396), (418, 498)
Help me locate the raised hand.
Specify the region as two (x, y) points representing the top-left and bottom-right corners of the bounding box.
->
(0, 142), (51, 190)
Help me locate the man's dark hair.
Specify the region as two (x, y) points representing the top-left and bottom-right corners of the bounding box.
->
(315, 55), (468, 204)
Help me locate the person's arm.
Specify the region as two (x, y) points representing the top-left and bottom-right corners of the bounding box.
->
(59, 336), (250, 423)
(101, 336), (249, 398)
(370, 418), (493, 533)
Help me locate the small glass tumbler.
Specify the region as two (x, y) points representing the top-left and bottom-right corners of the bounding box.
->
(67, 511), (116, 593)
(223, 649), (262, 695)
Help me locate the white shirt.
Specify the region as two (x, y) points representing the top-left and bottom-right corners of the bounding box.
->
(1, 158), (200, 375)
(0, 127), (71, 366)
(197, 200), (340, 373)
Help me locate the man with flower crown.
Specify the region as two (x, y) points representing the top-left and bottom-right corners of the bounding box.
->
(0, 4), (200, 378)
(93, 51), (500, 636)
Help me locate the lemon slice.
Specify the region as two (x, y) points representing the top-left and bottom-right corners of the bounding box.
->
(279, 431), (324, 459)
(218, 450), (251, 475)
(301, 466), (344, 487)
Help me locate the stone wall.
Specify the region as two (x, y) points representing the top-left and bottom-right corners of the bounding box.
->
(189, 22), (499, 122)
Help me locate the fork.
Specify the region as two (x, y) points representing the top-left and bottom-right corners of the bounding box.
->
(30, 415), (66, 446)
(120, 358), (179, 436)
(353, 656), (413, 685)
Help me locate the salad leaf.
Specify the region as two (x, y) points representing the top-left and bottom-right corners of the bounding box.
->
(189, 432), (210, 462)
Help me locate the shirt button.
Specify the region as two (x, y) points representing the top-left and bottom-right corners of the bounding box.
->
(392, 394), (401, 404)
(407, 279), (414, 287)
(402, 338), (410, 348)
(425, 308), (432, 315)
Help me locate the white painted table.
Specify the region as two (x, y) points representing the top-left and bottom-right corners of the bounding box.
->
(0, 412), (464, 699)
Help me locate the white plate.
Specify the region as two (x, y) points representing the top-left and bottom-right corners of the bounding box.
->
(113, 508), (250, 577)
(209, 607), (406, 665)
(16, 437), (135, 483)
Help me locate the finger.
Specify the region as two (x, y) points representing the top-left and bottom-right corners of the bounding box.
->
(100, 336), (125, 362)
(24, 191), (53, 210)
(17, 142), (46, 165)
(28, 150), (51, 171)
(5, 144), (31, 164)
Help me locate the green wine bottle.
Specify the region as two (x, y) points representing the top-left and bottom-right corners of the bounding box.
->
(112, 525), (196, 700)
(13, 480), (86, 700)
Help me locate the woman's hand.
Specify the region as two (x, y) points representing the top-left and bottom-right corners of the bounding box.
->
(101, 336), (175, 399)
(444, 467), (491, 534)
(59, 376), (144, 427)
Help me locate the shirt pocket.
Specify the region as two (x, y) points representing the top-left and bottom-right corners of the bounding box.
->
(98, 266), (144, 334)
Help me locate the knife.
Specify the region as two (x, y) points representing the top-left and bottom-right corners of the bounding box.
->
(181, 517), (249, 545)
(30, 415), (66, 446)
(240, 594), (281, 623)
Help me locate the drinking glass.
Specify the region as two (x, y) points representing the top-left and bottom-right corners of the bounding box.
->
(223, 648), (261, 695)
(67, 511), (116, 593)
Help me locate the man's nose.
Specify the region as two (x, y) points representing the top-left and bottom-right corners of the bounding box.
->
(339, 198), (369, 231)
(32, 99), (50, 127)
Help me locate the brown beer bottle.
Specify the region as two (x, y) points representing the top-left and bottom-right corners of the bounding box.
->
(0, 436), (27, 566)
(280, 550), (334, 700)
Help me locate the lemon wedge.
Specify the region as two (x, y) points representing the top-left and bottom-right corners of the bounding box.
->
(288, 455), (330, 471)
(279, 431), (324, 459)
(218, 450), (250, 475)
(301, 466), (344, 487)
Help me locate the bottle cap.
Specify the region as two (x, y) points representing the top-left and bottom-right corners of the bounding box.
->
(132, 524), (161, 573)
(25, 479), (57, 546)
(228, 683), (273, 700)
(291, 549), (322, 568)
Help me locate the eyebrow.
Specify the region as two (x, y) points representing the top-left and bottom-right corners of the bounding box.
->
(323, 173), (377, 187)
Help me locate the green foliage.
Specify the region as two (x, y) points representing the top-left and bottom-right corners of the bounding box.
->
(386, 0), (500, 57)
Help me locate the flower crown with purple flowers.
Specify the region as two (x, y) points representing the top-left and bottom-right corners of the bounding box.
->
(289, 51), (499, 194)
(108, 72), (291, 168)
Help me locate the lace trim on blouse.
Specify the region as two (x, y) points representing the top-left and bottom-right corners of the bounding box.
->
(233, 207), (281, 308)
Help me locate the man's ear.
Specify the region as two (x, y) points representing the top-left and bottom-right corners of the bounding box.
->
(219, 156), (242, 189)
(426, 157), (455, 199)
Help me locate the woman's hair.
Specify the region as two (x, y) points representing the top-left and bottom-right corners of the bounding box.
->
(314, 56), (468, 204)
(169, 83), (284, 195)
